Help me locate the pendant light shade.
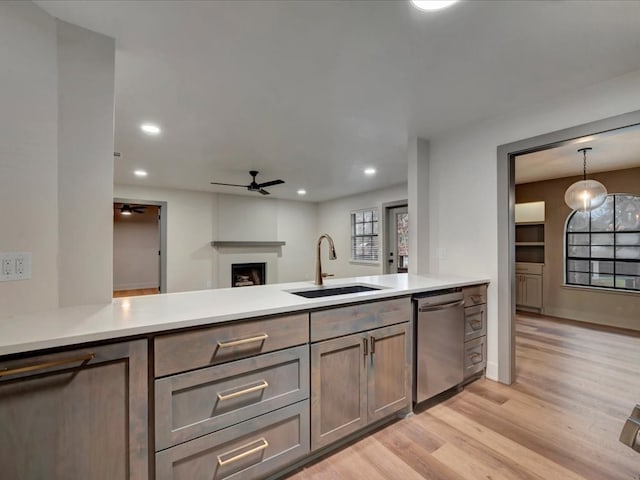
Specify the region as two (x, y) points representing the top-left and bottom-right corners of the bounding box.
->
(564, 148), (607, 212)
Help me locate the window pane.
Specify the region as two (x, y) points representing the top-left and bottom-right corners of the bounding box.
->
(616, 247), (640, 259)
(590, 196), (614, 231)
(568, 233), (590, 245)
(355, 223), (364, 235)
(372, 210), (378, 221)
(373, 221), (379, 234)
(364, 211), (372, 222)
(616, 261), (640, 276)
(567, 211), (589, 232)
(591, 246), (614, 258)
(364, 222), (372, 234)
(615, 194), (640, 231)
(568, 260), (589, 272)
(591, 260), (613, 274)
(355, 211), (364, 223)
(591, 274), (614, 287)
(567, 272), (589, 285)
(616, 233), (640, 245)
(591, 233), (614, 245)
(568, 246), (589, 257)
(616, 276), (640, 290)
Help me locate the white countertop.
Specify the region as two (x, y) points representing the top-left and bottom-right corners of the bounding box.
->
(0, 273), (489, 357)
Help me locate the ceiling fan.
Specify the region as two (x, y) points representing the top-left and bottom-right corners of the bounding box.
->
(210, 170), (285, 195)
(118, 204), (146, 215)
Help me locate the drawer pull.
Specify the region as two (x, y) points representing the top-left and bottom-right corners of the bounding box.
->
(0, 353), (95, 378)
(469, 352), (483, 364)
(371, 336), (376, 355)
(217, 437), (269, 467)
(470, 295), (483, 304)
(469, 318), (483, 330)
(363, 337), (368, 357)
(217, 333), (269, 349)
(217, 380), (269, 401)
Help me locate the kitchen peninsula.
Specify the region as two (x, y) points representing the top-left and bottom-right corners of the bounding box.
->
(0, 273), (489, 480)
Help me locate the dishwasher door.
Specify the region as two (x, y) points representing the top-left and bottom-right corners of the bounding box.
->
(414, 291), (465, 403)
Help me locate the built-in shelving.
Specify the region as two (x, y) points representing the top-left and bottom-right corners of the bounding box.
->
(210, 241), (286, 248)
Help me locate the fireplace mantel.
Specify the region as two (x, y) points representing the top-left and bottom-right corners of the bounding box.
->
(210, 241), (286, 248)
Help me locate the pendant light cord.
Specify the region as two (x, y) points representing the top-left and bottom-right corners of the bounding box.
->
(578, 147), (592, 181)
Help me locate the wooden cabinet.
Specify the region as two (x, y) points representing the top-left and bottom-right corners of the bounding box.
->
(153, 312), (311, 479)
(0, 340), (148, 480)
(462, 284), (488, 380)
(516, 263), (543, 311)
(310, 300), (411, 451)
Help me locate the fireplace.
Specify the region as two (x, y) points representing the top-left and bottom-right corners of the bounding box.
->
(231, 262), (266, 287)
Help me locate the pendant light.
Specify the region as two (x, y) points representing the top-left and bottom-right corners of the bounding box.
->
(564, 147), (607, 212)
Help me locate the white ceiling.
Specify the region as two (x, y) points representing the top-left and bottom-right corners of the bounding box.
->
(36, 0), (640, 201)
(515, 123), (640, 184)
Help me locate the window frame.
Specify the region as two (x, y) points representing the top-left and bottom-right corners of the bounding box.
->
(565, 193), (640, 293)
(350, 207), (380, 263)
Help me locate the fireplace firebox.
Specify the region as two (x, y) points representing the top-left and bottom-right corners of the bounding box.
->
(231, 263), (266, 287)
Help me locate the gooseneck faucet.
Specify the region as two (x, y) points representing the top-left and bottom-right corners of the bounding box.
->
(315, 234), (337, 285)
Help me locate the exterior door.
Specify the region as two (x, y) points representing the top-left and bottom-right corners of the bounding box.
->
(386, 205), (409, 273)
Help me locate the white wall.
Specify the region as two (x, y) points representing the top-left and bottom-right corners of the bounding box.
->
(114, 185), (217, 293)
(113, 208), (159, 291)
(427, 68), (640, 380)
(0, 2), (58, 316)
(316, 184), (408, 279)
(57, 20), (115, 307)
(113, 186), (318, 291)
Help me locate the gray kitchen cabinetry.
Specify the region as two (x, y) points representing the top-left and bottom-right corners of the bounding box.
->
(309, 298), (411, 451)
(153, 313), (310, 480)
(462, 284), (488, 379)
(515, 263), (543, 311)
(0, 340), (149, 480)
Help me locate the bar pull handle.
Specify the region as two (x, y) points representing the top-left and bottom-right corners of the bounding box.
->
(0, 353), (95, 378)
(363, 337), (368, 357)
(370, 336), (376, 355)
(217, 380), (269, 401)
(217, 438), (269, 467)
(217, 333), (268, 349)
(419, 300), (465, 312)
(620, 404), (640, 452)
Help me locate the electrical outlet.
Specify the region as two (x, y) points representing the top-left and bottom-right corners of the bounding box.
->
(0, 252), (31, 281)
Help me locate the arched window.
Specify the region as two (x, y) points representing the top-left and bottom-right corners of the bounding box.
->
(566, 194), (640, 291)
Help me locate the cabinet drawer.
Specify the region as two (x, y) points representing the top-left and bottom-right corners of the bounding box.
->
(463, 284), (487, 307)
(155, 400), (310, 480)
(154, 313), (309, 377)
(463, 336), (487, 378)
(155, 346), (309, 451)
(516, 262), (543, 275)
(310, 297), (411, 342)
(464, 304), (486, 342)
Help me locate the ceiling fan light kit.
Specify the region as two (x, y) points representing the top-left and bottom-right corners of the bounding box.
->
(564, 147), (608, 212)
(210, 170), (285, 196)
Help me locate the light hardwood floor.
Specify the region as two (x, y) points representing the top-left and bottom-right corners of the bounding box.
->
(287, 313), (640, 479)
(113, 288), (159, 298)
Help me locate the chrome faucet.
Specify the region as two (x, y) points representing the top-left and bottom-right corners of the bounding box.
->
(315, 233), (337, 285)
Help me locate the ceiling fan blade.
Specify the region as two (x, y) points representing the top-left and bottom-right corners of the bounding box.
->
(257, 179), (284, 188)
(259, 189), (270, 195)
(210, 182), (249, 187)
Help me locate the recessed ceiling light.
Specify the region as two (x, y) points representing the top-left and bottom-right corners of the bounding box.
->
(134, 169), (148, 177)
(140, 123), (161, 135)
(364, 168), (377, 176)
(410, 0), (459, 12)
(297, 189), (307, 195)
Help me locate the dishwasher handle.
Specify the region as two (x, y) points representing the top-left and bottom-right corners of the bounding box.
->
(418, 299), (465, 312)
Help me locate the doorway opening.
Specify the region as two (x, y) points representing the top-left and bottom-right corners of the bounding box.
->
(384, 202), (409, 274)
(113, 198), (167, 298)
(497, 109), (640, 385)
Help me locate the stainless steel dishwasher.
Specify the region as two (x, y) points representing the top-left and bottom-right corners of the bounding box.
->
(413, 290), (465, 403)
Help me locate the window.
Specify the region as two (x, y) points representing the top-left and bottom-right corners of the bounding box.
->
(565, 194), (640, 292)
(351, 208), (379, 262)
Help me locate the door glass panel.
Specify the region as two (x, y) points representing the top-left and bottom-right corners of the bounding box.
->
(396, 212), (409, 271)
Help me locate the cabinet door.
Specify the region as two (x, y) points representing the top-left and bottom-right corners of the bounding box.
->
(515, 274), (525, 306)
(310, 333), (367, 451)
(0, 341), (148, 480)
(522, 274), (542, 308)
(367, 323), (410, 423)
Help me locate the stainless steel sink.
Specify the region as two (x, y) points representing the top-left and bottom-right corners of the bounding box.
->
(286, 284), (383, 299)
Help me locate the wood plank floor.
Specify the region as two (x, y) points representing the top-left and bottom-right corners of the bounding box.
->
(112, 288), (159, 298)
(287, 313), (640, 479)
